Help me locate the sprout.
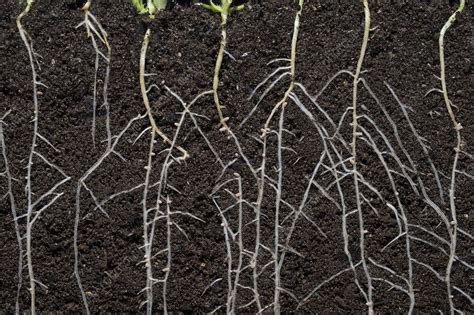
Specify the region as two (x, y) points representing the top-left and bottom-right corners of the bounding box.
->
(199, 0), (244, 15)
(132, 0), (167, 16)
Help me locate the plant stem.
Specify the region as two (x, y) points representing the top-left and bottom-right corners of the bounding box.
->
(213, 10), (230, 131)
(140, 28), (189, 160)
(439, 1), (465, 313)
(351, 0), (373, 313)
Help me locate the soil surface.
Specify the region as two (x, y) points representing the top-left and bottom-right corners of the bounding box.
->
(0, 0), (472, 313)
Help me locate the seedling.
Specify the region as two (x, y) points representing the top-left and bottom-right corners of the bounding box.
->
(132, 0), (189, 160)
(199, 0), (244, 131)
(132, 0), (167, 15)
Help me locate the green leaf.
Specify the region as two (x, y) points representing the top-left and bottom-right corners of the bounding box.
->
(231, 4), (245, 13)
(131, 0), (167, 16)
(198, 1), (222, 14)
(153, 0), (167, 10)
(131, 0), (147, 14)
(199, 0), (244, 15)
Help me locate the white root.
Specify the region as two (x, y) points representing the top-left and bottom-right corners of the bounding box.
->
(349, 1), (373, 312)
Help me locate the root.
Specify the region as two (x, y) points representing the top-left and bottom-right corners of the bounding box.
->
(211, 174), (244, 314)
(141, 127), (156, 315)
(272, 106), (286, 314)
(438, 1), (465, 313)
(140, 89), (210, 314)
(349, 1), (373, 313)
(16, 2), (70, 313)
(16, 2), (37, 311)
(262, 0), (304, 136)
(0, 112), (24, 314)
(78, 0), (112, 149)
(74, 114), (146, 315)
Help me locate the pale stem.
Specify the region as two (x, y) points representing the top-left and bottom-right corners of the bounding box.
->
(213, 11), (230, 130)
(140, 28), (189, 160)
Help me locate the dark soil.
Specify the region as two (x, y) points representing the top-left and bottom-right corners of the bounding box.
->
(0, 0), (472, 313)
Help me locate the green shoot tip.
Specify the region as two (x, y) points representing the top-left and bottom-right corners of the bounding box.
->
(131, 0), (167, 16)
(198, 0), (244, 15)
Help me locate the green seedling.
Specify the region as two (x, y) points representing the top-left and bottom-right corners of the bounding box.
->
(132, 0), (167, 16)
(199, 0), (244, 14)
(199, 0), (244, 131)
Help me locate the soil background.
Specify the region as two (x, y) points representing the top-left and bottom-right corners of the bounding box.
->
(0, 0), (472, 313)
